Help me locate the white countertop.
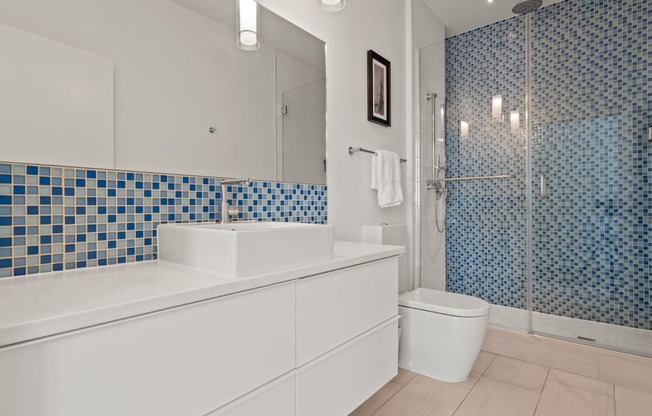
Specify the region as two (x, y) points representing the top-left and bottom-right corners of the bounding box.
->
(0, 241), (404, 348)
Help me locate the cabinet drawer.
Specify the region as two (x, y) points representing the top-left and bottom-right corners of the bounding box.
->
(296, 257), (398, 365)
(208, 371), (296, 416)
(296, 317), (399, 416)
(0, 282), (296, 416)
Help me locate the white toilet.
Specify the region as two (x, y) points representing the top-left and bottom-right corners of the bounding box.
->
(362, 224), (490, 382)
(398, 288), (489, 382)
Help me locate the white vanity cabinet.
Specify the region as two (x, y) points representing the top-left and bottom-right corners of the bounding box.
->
(0, 282), (297, 416)
(0, 247), (401, 416)
(296, 257), (398, 365)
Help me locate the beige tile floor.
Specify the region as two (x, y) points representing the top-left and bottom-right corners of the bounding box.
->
(350, 352), (652, 416)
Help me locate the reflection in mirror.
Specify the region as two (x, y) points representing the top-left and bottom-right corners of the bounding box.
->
(175, 0), (328, 184)
(0, 0), (326, 184)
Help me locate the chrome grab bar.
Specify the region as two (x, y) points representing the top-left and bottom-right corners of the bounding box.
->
(435, 174), (515, 182)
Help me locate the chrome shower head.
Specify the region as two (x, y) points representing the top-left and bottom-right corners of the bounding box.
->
(512, 0), (542, 15)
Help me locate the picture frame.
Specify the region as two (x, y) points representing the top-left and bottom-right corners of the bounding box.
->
(367, 50), (391, 127)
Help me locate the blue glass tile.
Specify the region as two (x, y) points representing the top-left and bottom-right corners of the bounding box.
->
(12, 185), (25, 195)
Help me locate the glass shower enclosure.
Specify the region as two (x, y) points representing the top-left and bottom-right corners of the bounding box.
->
(419, 0), (650, 356)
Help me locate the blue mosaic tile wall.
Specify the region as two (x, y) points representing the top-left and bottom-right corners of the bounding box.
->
(445, 15), (528, 310)
(0, 162), (327, 278)
(445, 0), (651, 329)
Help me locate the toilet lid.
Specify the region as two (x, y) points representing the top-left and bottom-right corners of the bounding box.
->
(399, 288), (490, 317)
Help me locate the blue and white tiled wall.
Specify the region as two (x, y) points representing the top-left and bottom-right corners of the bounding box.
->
(445, 0), (650, 329)
(0, 162), (327, 278)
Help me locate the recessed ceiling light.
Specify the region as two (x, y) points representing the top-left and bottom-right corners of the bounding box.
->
(488, 0), (494, 3)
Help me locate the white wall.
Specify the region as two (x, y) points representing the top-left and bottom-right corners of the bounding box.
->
(0, 0), (278, 180)
(256, 0), (410, 244)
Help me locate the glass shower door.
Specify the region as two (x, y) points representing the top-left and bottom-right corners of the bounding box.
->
(414, 41), (446, 291)
(529, 0), (651, 355)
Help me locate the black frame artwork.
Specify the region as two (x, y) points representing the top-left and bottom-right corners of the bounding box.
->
(367, 50), (391, 127)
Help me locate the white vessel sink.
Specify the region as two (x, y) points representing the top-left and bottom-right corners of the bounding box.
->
(157, 222), (334, 277)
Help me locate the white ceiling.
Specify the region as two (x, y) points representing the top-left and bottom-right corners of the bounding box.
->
(171, 0), (325, 70)
(423, 0), (565, 37)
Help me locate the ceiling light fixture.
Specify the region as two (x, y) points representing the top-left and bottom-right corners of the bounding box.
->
(320, 0), (346, 12)
(236, 0), (260, 51)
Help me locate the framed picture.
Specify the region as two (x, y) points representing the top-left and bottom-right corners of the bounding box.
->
(367, 50), (391, 127)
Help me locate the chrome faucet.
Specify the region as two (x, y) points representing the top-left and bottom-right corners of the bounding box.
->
(220, 178), (251, 224)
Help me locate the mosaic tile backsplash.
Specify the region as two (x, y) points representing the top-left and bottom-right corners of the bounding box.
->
(445, 0), (650, 329)
(0, 162), (327, 278)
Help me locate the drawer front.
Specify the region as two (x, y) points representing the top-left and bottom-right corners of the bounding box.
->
(296, 317), (400, 416)
(208, 371), (296, 416)
(296, 257), (398, 365)
(0, 282), (296, 416)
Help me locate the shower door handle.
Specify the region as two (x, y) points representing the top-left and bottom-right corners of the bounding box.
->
(540, 173), (546, 198)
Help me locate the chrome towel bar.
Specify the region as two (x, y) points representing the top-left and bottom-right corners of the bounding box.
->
(348, 146), (407, 163)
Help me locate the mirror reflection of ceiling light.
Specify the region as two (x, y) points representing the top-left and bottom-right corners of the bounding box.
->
(320, 0), (346, 12)
(237, 0), (260, 51)
(492, 95), (502, 120)
(510, 111), (520, 132)
(460, 121), (469, 138)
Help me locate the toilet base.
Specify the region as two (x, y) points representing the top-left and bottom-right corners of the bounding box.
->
(398, 305), (488, 382)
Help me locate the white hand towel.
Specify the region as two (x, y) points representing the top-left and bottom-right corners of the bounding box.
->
(371, 150), (403, 208)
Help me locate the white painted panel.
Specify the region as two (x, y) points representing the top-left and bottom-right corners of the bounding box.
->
(0, 83), (113, 168)
(208, 371), (296, 416)
(296, 317), (399, 416)
(0, 23), (114, 168)
(296, 257), (398, 365)
(0, 282), (296, 416)
(0, 24), (113, 105)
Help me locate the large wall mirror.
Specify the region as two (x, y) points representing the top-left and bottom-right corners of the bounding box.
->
(0, 0), (327, 185)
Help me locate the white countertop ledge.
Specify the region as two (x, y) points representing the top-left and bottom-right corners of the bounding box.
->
(0, 241), (404, 348)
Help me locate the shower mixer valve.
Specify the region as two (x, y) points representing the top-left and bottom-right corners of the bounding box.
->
(427, 155), (447, 197)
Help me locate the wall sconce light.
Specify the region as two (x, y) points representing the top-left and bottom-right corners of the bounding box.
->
(510, 111), (520, 132)
(237, 0), (260, 51)
(492, 95), (502, 120)
(320, 0), (346, 12)
(460, 121), (469, 138)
